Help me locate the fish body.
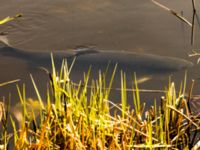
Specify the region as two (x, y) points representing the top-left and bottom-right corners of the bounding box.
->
(0, 45), (193, 83)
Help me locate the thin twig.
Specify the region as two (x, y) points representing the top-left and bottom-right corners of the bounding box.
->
(191, 0), (196, 45)
(192, 0), (196, 12)
(188, 50), (200, 57)
(104, 99), (142, 127)
(105, 114), (159, 142)
(167, 105), (199, 128)
(191, 11), (195, 45)
(71, 81), (166, 93)
(151, 0), (192, 27)
(0, 79), (20, 87)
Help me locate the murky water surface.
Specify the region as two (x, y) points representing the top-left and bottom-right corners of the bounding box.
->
(0, 0), (200, 107)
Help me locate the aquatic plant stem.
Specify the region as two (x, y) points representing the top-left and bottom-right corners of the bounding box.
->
(151, 0), (192, 27)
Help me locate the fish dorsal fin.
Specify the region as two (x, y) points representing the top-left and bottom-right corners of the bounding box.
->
(73, 46), (99, 56)
(0, 35), (10, 47)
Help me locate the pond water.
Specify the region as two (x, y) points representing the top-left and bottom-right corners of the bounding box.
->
(0, 0), (200, 108)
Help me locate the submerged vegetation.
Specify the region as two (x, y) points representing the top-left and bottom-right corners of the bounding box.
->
(0, 56), (199, 150)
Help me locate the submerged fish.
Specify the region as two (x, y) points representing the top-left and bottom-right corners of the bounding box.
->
(0, 45), (193, 83)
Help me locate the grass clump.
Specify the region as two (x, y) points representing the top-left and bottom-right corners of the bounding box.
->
(0, 57), (199, 150)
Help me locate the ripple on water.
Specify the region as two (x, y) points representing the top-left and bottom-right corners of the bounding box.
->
(1, 10), (61, 49)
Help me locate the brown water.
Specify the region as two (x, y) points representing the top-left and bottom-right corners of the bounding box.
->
(0, 0), (200, 107)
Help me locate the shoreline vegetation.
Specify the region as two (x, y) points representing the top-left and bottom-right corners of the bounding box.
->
(0, 56), (199, 150)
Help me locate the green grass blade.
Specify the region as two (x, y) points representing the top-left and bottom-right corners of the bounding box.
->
(30, 74), (44, 110)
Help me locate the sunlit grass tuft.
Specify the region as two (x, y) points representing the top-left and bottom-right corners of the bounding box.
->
(0, 57), (199, 149)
